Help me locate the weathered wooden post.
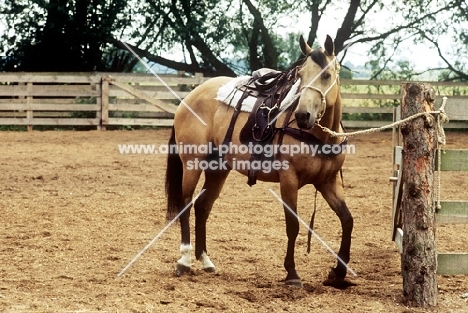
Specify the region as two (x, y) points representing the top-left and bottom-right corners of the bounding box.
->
(27, 82), (33, 131)
(400, 83), (438, 307)
(101, 76), (110, 131)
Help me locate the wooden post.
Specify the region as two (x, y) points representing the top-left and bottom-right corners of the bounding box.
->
(95, 82), (102, 130)
(101, 77), (109, 130)
(400, 83), (438, 307)
(26, 82), (33, 131)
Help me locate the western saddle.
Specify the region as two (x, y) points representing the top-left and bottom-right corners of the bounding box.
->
(220, 67), (347, 186)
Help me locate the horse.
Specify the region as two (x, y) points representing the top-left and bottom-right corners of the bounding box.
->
(165, 35), (353, 287)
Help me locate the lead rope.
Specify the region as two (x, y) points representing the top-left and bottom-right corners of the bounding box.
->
(316, 109), (446, 138)
(436, 97), (448, 212)
(307, 189), (318, 254)
(436, 144), (442, 212)
(317, 97), (449, 212)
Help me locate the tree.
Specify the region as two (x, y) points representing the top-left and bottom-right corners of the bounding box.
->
(415, 1), (468, 81)
(400, 82), (438, 307)
(299, 0), (467, 80)
(0, 0), (129, 71)
(110, 0), (467, 78)
(112, 0), (238, 76)
(1, 0), (467, 80)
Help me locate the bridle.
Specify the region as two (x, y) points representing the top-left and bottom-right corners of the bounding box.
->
(299, 57), (340, 123)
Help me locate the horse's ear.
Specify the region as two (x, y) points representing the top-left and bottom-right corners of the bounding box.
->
(324, 35), (334, 56)
(300, 35), (312, 56)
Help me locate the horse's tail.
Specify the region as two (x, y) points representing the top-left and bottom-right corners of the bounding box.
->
(165, 126), (184, 221)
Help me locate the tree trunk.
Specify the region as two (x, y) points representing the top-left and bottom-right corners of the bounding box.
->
(243, 0), (277, 69)
(400, 82), (438, 307)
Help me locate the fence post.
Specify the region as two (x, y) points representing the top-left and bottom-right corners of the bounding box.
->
(95, 80), (102, 131)
(400, 83), (438, 307)
(101, 76), (109, 130)
(26, 82), (33, 131)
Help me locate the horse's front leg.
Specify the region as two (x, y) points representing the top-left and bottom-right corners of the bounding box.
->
(279, 179), (302, 287)
(316, 176), (353, 281)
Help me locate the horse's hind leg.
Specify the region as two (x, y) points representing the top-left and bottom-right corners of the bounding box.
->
(194, 169), (230, 272)
(316, 177), (353, 280)
(175, 167), (203, 276)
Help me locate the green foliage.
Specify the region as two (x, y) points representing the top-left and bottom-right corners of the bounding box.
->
(0, 0), (466, 80)
(277, 32), (304, 71)
(70, 97), (98, 119)
(340, 66), (353, 80)
(1, 0), (129, 71)
(0, 125), (28, 131)
(101, 47), (140, 73)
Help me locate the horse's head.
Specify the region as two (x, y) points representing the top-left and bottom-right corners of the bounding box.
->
(295, 35), (341, 130)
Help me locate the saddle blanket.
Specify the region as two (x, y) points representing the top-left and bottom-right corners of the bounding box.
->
(215, 75), (301, 113)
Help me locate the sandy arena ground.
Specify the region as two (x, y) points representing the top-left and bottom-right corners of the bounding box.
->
(1, 128), (467, 312)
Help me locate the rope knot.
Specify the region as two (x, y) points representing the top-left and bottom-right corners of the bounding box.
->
(436, 97), (449, 145)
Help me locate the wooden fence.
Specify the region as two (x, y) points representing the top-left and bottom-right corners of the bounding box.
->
(0, 72), (467, 130)
(340, 79), (468, 129)
(0, 72), (204, 130)
(393, 145), (468, 276)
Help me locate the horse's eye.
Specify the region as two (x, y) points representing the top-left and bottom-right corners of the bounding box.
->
(322, 72), (331, 80)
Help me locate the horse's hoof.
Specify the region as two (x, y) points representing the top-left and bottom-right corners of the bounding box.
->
(175, 263), (191, 277)
(285, 279), (303, 288)
(202, 266), (216, 273)
(323, 277), (356, 289)
(324, 268), (356, 289)
(327, 267), (345, 281)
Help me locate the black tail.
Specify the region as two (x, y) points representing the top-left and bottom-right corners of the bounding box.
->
(165, 126), (184, 221)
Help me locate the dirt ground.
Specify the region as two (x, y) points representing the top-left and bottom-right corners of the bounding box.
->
(1, 128), (467, 312)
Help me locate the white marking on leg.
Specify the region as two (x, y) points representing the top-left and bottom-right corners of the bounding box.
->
(177, 244), (193, 268)
(117, 189), (206, 277)
(199, 252), (215, 270)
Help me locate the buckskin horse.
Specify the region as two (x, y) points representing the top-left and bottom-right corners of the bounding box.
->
(165, 35), (353, 287)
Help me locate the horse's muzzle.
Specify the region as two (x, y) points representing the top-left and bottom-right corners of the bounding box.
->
(295, 111), (314, 129)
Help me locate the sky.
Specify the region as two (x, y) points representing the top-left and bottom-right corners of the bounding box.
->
(280, 8), (449, 73)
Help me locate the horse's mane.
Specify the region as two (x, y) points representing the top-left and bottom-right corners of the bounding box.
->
(287, 55), (306, 71)
(287, 48), (328, 71)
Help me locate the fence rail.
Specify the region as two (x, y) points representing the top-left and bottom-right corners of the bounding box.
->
(0, 72), (467, 130)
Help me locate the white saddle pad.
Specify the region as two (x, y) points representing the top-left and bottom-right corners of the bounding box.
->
(215, 75), (301, 112)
